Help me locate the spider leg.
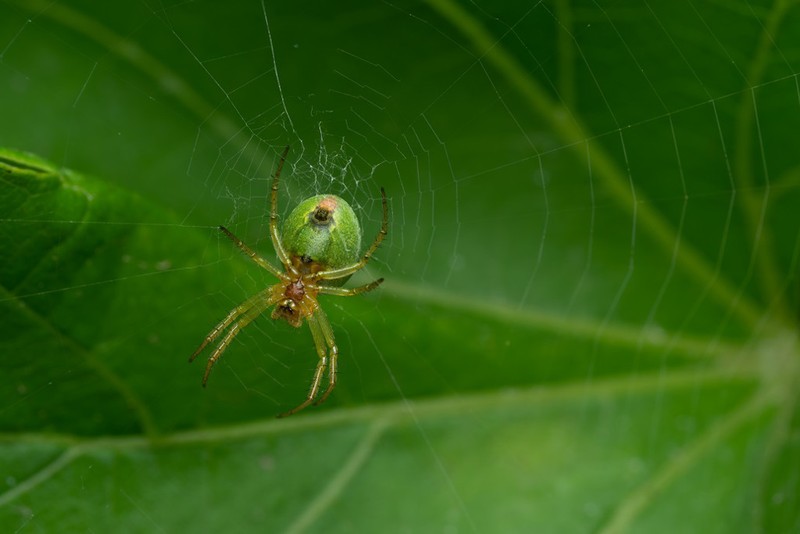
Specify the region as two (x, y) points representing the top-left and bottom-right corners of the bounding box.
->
(277, 310), (330, 417)
(269, 145), (293, 271)
(189, 287), (273, 363)
(191, 288), (281, 386)
(219, 226), (286, 280)
(317, 277), (384, 297)
(310, 186), (388, 282)
(312, 307), (338, 406)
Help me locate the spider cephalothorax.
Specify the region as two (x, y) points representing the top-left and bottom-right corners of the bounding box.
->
(272, 279), (310, 328)
(189, 146), (387, 417)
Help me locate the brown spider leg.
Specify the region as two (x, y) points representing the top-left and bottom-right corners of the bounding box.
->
(198, 292), (282, 386)
(189, 287), (274, 363)
(309, 186), (388, 283)
(269, 145), (294, 272)
(219, 226), (286, 280)
(317, 277), (385, 297)
(312, 306), (338, 406)
(277, 310), (329, 418)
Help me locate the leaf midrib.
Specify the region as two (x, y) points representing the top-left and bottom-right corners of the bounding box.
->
(1, 366), (756, 450)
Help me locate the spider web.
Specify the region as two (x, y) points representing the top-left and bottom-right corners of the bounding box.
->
(1, 0), (800, 532)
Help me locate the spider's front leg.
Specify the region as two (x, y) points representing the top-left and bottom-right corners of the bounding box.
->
(190, 287), (282, 386)
(312, 306), (339, 406)
(277, 308), (338, 417)
(189, 287), (272, 365)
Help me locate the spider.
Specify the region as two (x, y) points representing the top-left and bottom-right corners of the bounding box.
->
(189, 146), (388, 417)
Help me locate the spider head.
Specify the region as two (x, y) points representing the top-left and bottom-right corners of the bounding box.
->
(271, 298), (304, 328)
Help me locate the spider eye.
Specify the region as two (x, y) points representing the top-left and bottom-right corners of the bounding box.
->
(279, 299), (296, 314)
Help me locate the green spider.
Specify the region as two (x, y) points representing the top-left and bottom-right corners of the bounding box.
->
(190, 146), (388, 417)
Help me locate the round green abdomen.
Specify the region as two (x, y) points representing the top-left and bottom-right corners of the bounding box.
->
(281, 194), (362, 275)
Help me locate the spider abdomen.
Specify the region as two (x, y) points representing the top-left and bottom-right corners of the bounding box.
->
(281, 194), (362, 286)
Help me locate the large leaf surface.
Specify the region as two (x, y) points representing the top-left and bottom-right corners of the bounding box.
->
(1, 0), (800, 532)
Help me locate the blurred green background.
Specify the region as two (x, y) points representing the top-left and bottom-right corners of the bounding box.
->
(2, 0), (800, 532)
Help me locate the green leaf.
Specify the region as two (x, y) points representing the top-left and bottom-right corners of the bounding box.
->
(2, 0), (800, 532)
